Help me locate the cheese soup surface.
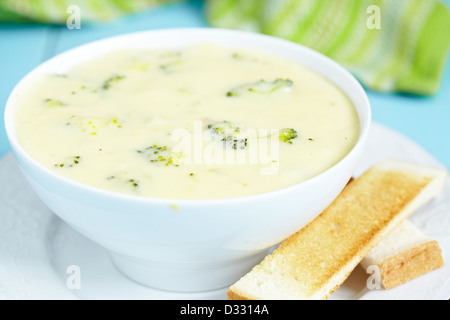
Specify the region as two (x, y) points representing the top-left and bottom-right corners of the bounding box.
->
(13, 43), (360, 199)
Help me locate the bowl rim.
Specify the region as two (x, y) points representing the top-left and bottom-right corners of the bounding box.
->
(4, 27), (372, 206)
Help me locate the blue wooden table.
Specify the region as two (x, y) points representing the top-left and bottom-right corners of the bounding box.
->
(1, 0), (449, 168)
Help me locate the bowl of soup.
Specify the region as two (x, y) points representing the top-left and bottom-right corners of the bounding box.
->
(4, 28), (371, 292)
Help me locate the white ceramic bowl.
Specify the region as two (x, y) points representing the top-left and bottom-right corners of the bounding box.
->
(4, 28), (371, 292)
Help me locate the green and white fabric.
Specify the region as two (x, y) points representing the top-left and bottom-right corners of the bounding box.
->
(1, 0), (449, 95)
(0, 0), (174, 23)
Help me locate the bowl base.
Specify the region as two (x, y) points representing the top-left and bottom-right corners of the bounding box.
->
(109, 250), (272, 293)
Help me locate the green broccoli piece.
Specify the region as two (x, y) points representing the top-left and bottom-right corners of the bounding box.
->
(65, 115), (122, 135)
(44, 98), (67, 108)
(207, 121), (248, 150)
(226, 78), (293, 97)
(165, 152), (184, 167)
(102, 74), (125, 90)
(137, 145), (169, 163)
(137, 145), (182, 166)
(127, 178), (139, 188)
(54, 156), (81, 168)
(159, 51), (184, 73)
(106, 175), (140, 190)
(159, 59), (184, 73)
(279, 128), (298, 144)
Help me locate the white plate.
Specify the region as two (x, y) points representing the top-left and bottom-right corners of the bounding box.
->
(1, 122), (449, 300)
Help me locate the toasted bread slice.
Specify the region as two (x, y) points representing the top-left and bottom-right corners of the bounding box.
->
(360, 220), (444, 289)
(227, 159), (447, 300)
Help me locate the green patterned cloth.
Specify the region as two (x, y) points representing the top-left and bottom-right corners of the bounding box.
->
(1, 0), (449, 95)
(0, 0), (174, 23)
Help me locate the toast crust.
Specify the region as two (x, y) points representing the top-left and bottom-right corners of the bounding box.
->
(226, 289), (251, 300)
(379, 240), (444, 289)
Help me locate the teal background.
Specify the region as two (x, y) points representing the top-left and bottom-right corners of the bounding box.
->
(1, 0), (449, 168)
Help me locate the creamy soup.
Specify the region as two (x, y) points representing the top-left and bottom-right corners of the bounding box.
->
(13, 43), (360, 199)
